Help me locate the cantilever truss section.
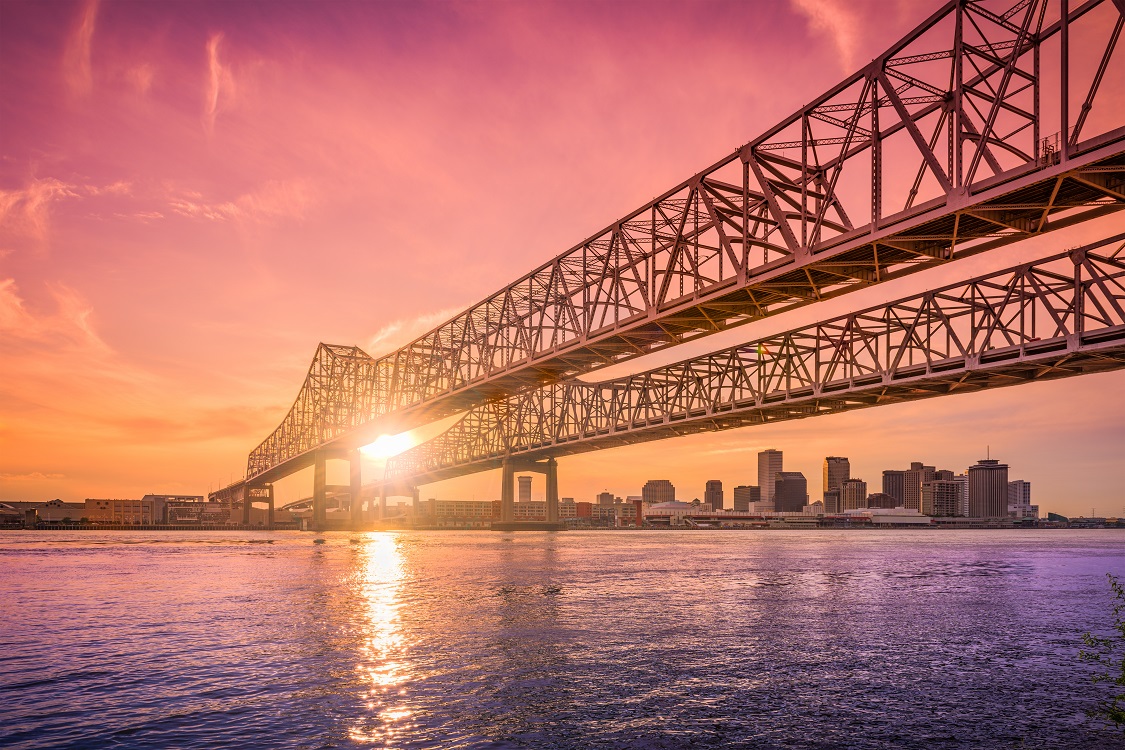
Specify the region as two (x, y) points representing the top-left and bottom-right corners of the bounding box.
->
(385, 233), (1125, 485)
(248, 0), (1125, 480)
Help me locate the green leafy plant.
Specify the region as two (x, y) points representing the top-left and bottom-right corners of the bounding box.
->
(1081, 573), (1125, 729)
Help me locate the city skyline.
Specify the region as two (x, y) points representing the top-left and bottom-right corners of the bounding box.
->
(2, 1), (1124, 518)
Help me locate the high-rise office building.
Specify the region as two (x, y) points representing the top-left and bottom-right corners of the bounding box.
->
(823, 457), (850, 503)
(774, 472), (807, 513)
(642, 480), (675, 505)
(518, 476), (533, 503)
(922, 480), (961, 516)
(758, 449), (783, 503)
(935, 469), (954, 481)
(597, 491), (615, 506)
(733, 485), (761, 512)
(840, 478), (868, 510)
(823, 489), (842, 514)
(704, 480), (724, 510)
(904, 462), (935, 511)
(968, 458), (1009, 518)
(882, 470), (906, 506)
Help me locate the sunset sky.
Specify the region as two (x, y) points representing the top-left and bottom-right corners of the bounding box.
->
(2, 0), (1124, 518)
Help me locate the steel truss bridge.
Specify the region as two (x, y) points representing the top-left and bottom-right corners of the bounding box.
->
(386, 233), (1125, 484)
(224, 0), (1125, 528)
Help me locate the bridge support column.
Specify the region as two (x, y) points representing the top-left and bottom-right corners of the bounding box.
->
(545, 457), (559, 524)
(379, 485), (387, 520)
(313, 452), (327, 531)
(501, 459), (515, 523)
(267, 485), (275, 530)
(412, 486), (420, 518)
(242, 485), (252, 525)
(349, 449), (363, 529)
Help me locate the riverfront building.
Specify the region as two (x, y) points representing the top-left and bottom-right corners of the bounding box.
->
(1007, 480), (1038, 519)
(758, 449), (783, 503)
(85, 498), (157, 524)
(705, 480), (724, 510)
(774, 472), (807, 513)
(642, 480), (675, 505)
(518, 476), (532, 503)
(921, 480), (962, 517)
(840, 478), (868, 510)
(969, 458), (1009, 518)
(823, 457), (850, 506)
(732, 485), (761, 512)
(904, 462), (935, 511)
(882, 470), (906, 506)
(866, 492), (898, 509)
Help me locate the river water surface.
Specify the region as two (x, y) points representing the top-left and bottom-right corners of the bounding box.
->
(2, 529), (1124, 749)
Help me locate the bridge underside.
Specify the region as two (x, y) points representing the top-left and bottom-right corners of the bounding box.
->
(384, 234), (1125, 488)
(387, 340), (1125, 488)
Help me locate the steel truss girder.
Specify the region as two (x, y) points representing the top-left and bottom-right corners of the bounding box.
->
(247, 0), (1125, 482)
(385, 232), (1125, 486)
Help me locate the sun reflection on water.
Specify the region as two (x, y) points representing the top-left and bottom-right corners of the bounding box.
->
(348, 533), (415, 746)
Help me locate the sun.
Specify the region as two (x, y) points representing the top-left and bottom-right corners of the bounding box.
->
(360, 433), (414, 459)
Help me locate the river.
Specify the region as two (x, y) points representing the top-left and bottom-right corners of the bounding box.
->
(2, 529), (1123, 748)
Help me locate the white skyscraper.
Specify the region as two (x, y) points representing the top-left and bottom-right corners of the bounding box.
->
(758, 449), (783, 503)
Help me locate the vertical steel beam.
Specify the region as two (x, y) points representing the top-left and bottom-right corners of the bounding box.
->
(1061, 0), (1070, 162)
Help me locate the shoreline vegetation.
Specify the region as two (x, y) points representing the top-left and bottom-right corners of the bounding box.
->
(1082, 573), (1125, 733)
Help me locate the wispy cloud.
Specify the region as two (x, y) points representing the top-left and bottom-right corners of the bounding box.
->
(63, 0), (99, 95)
(0, 277), (110, 355)
(204, 33), (236, 133)
(366, 306), (467, 357)
(0, 472), (66, 481)
(0, 179), (81, 246)
(167, 180), (316, 223)
(789, 0), (861, 73)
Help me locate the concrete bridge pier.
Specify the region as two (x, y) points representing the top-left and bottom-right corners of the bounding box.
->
(242, 485), (252, 526)
(545, 457), (559, 524)
(266, 485), (274, 529)
(313, 451), (327, 532)
(497, 456), (564, 530)
(349, 449), (363, 529)
(242, 484), (274, 527)
(500, 459), (515, 523)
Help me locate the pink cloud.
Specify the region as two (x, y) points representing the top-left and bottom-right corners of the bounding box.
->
(63, 0), (99, 96)
(204, 32), (236, 134)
